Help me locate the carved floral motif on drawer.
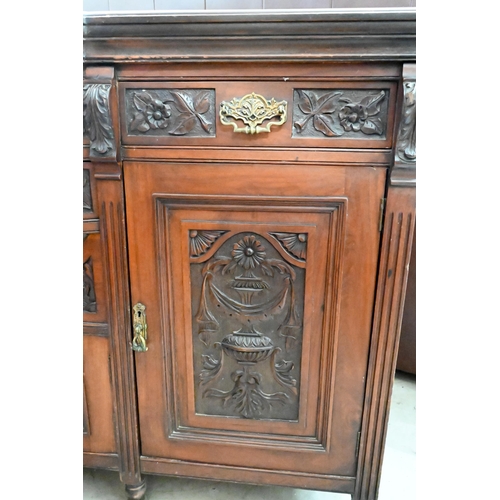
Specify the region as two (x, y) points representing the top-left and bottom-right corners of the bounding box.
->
(292, 89), (389, 139)
(125, 89), (216, 137)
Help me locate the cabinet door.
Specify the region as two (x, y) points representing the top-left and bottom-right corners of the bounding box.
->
(125, 161), (384, 477)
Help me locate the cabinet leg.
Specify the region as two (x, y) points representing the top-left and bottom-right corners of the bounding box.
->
(125, 479), (147, 500)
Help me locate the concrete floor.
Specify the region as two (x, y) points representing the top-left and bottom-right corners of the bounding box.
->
(84, 371), (415, 500)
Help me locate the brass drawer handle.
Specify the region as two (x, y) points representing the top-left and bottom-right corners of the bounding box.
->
(220, 93), (287, 134)
(131, 303), (148, 352)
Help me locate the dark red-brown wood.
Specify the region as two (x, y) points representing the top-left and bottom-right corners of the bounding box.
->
(83, 11), (415, 500)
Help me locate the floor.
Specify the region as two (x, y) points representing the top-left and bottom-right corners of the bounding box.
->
(83, 371), (415, 500)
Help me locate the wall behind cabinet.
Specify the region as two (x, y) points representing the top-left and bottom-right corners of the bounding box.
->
(84, 0), (416, 12)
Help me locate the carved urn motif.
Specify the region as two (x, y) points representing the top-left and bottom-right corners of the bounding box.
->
(221, 330), (275, 364)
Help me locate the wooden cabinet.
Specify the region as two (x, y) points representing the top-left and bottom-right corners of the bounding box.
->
(83, 10), (416, 500)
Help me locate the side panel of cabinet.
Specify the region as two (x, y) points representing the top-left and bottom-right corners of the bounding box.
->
(83, 178), (116, 455)
(83, 336), (116, 453)
(125, 162), (385, 478)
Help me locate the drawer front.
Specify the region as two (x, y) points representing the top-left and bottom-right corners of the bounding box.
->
(119, 80), (397, 150)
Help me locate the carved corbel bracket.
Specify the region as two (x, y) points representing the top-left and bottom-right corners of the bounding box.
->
(391, 63), (416, 186)
(83, 67), (117, 162)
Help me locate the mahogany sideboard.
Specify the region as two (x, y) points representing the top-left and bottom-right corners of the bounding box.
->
(83, 10), (416, 500)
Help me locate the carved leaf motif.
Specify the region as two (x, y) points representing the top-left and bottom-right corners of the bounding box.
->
(315, 91), (343, 114)
(130, 112), (151, 132)
(83, 84), (115, 156)
(294, 90), (343, 137)
(313, 114), (342, 137)
(169, 113), (197, 135)
(194, 90), (211, 114)
(167, 90), (214, 134)
(167, 90), (193, 114)
(200, 351), (223, 385)
(361, 117), (384, 135)
(296, 89), (314, 114)
(273, 358), (298, 395)
(133, 92), (152, 112)
(360, 90), (385, 116)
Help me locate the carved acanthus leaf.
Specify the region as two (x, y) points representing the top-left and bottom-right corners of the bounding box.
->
(396, 82), (416, 163)
(203, 366), (289, 419)
(83, 84), (115, 157)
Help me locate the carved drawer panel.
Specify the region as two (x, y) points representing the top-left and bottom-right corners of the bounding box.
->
(119, 81), (397, 149)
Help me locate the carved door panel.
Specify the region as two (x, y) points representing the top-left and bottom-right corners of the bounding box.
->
(125, 161), (385, 477)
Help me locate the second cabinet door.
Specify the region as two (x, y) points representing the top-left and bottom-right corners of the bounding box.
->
(124, 161), (385, 478)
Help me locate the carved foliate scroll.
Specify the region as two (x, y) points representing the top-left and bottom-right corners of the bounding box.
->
(126, 89), (216, 137)
(191, 232), (305, 420)
(83, 84), (116, 158)
(293, 89), (388, 138)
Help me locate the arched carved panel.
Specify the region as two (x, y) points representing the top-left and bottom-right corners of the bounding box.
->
(191, 232), (305, 420)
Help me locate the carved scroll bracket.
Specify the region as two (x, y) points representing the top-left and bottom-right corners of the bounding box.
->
(391, 63), (416, 186)
(83, 67), (117, 162)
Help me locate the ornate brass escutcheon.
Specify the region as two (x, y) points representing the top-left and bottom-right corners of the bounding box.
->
(131, 303), (148, 352)
(219, 93), (287, 134)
